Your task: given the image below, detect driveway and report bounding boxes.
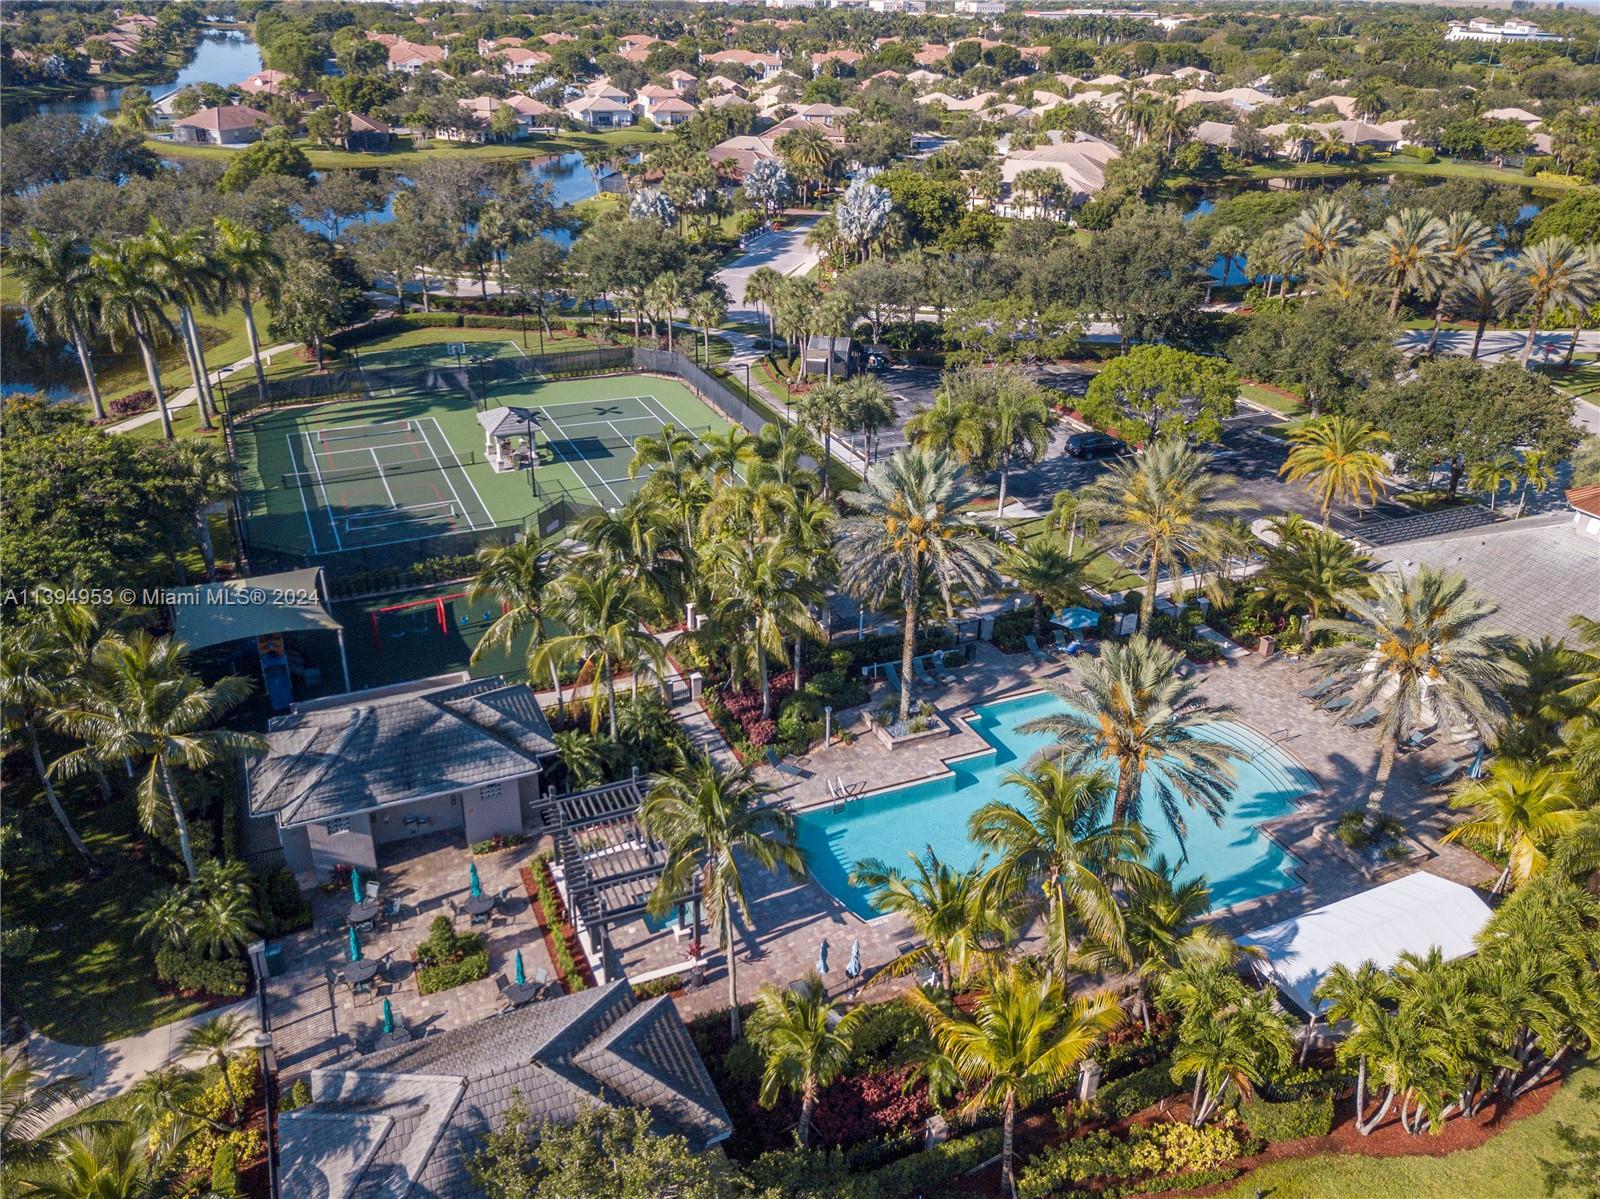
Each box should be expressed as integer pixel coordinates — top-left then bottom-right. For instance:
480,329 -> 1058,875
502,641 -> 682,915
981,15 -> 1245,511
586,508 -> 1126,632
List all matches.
717,218 -> 819,313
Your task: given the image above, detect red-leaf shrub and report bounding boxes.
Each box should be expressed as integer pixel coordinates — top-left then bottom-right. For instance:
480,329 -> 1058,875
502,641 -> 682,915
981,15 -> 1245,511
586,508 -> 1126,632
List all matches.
109,390 -> 154,417
809,1066 -> 933,1149
717,671 -> 801,747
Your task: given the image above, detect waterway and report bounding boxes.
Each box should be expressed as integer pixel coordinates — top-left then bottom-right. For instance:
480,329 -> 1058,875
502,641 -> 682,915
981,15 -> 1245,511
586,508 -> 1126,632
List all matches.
19,29 -> 262,122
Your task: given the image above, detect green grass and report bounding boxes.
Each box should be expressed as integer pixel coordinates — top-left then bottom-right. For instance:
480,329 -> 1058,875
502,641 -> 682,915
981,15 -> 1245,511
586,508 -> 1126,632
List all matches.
1239,381 -> 1308,418
1535,358 -> 1600,402
146,127 -> 664,170
1210,1065 -> 1599,1199
256,325 -> 597,385
4,792 -> 207,1044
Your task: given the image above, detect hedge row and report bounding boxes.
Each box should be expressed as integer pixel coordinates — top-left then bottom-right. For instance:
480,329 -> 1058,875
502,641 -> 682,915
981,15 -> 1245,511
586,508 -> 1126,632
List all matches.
750,1127 -> 1002,1199
154,944 -> 249,998
527,855 -> 590,994
1240,1090 -> 1335,1141
1095,1059 -> 1180,1121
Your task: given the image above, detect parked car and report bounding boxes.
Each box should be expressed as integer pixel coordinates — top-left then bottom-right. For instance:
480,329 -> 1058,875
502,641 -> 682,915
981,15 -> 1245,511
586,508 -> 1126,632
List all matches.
1065,431 -> 1128,459
863,347 -> 894,372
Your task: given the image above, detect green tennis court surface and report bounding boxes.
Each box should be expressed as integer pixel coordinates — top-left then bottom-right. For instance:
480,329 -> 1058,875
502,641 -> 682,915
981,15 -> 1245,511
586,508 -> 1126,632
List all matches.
233,362 -> 732,572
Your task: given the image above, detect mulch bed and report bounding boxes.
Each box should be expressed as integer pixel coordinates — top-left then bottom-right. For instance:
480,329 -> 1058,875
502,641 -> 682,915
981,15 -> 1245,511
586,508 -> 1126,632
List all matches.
520,863 -> 597,992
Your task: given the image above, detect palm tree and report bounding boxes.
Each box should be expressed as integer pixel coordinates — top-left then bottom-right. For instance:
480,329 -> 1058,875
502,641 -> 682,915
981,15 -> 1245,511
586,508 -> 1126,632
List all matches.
688,288 -> 727,366
1362,207 -> 1447,317
909,966 -> 1121,1192
1279,415 -> 1391,524
12,230 -> 106,420
972,372 -> 1053,515
114,84 -> 156,132
1255,525 -> 1375,650
640,749 -> 807,1039
1171,983 -> 1294,1125
1308,249 -> 1372,303
180,1013 -> 251,1124
1315,128 -> 1348,164
212,218 -> 283,408
969,764 -> 1149,973
1209,224 -> 1249,292
14,1120 -> 191,1199
833,449 -> 1000,722
903,389 -> 982,465
1515,237 -> 1598,367
840,373 -> 894,466
703,538 -> 824,718
1019,635 -> 1242,844
1282,198 -> 1359,278
748,973 -> 865,1146
158,440 -> 238,581
998,535 -> 1092,640
1314,961 -> 1392,1113
744,265 -> 785,346
1467,453 -> 1520,512
533,566 -> 668,739
1353,80 -> 1386,121
89,239 -> 177,439
791,382 -> 850,497
0,608 -> 99,867
643,274 -> 684,353
1310,567 -> 1523,817
1425,213 -> 1498,353
1445,261 -> 1527,360
139,220 -> 221,430
578,494 -> 689,613
1,1052 -> 95,1170
777,124 -> 836,204
50,633 -> 263,882
469,534 -> 571,703
850,849 -> 1010,991
699,426 -> 760,488
1081,440 -> 1248,626
1442,761 -> 1583,893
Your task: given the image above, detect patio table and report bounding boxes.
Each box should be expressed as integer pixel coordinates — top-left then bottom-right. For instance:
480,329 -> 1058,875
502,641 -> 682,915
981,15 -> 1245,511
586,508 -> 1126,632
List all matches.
345,959 -> 381,987
502,982 -> 543,1008
347,900 -> 381,927
464,894 -> 498,922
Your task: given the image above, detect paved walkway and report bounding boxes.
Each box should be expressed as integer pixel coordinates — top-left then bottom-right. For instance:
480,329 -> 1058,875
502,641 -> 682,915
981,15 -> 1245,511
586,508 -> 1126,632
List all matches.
104,341 -> 299,435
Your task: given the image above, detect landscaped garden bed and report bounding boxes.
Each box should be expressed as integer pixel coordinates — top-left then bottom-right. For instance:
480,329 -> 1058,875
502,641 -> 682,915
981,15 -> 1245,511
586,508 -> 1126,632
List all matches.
413,916 -> 490,996
523,855 -> 594,994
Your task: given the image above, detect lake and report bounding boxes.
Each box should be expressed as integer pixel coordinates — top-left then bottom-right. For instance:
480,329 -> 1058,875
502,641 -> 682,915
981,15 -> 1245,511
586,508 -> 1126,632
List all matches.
23,30 -> 263,122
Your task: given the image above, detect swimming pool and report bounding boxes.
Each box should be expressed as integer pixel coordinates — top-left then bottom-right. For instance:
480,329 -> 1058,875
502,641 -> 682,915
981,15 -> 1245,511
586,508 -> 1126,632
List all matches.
795,690 -> 1311,920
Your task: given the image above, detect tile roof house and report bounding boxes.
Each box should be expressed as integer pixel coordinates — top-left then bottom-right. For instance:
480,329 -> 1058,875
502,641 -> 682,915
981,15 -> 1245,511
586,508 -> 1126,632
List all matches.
491,46 -> 553,79
707,133 -> 780,176
237,68 -> 291,96
702,49 -> 784,80
344,111 -> 393,152
999,133 -> 1122,209
665,68 -> 699,94
247,675 -> 556,882
566,95 -> 635,128
171,104 -> 270,146
385,39 -> 450,74
278,982 -> 733,1199
1566,484 -> 1600,539
1305,94 -> 1359,118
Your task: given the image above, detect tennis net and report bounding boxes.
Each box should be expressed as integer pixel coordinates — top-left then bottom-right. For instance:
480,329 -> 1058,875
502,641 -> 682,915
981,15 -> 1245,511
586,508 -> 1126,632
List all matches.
282,451 -> 483,490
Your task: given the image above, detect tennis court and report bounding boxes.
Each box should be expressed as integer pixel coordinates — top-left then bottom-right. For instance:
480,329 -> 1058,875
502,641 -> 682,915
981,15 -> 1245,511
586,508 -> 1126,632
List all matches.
232,345 -> 734,573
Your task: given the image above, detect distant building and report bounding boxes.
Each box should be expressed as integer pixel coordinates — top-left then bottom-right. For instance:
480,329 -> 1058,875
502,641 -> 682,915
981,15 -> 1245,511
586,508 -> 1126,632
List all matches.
566,95 -> 636,128
171,104 -> 269,146
803,335 -> 858,378
1445,17 -> 1564,43
998,132 -> 1121,211
954,0 -> 1007,12
343,111 -> 392,152
1567,485 -> 1600,539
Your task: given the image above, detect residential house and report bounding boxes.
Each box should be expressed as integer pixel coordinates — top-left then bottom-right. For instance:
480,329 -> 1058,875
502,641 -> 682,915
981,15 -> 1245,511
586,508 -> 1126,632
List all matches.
636,87 -> 696,126
493,45 -> 553,79
566,95 -> 636,128
506,93 -> 558,132
1305,94 -> 1358,119
998,132 -> 1121,211
704,73 -> 745,94
237,68 -> 292,97
913,44 -> 950,68
811,48 -> 864,74
582,78 -> 631,103
616,33 -> 663,63
1484,106 -> 1543,128
917,91 -> 999,113
1566,485 -> 1600,540
278,982 -> 733,1198
1261,118 -> 1406,156
1191,119 -> 1237,148
703,48 -> 784,80
790,101 -> 856,128
665,68 -> 699,95
246,675 -> 557,882
171,104 -> 269,146
707,133 -> 780,176
1445,17 -> 1564,43
343,112 -> 392,152
384,38 -> 449,74
1176,85 -> 1275,114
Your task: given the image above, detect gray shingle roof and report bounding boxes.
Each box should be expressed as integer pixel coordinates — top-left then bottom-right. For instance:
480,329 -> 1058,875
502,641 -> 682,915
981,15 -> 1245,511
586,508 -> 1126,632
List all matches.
277,982 -> 732,1199
247,677 -> 555,828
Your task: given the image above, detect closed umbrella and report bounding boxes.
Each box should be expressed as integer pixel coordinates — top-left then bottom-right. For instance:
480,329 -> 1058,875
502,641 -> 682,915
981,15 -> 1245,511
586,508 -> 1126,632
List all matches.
469,862 -> 483,899
515,948 -> 527,986
351,868 -> 364,904
348,926 -> 362,962
844,939 -> 862,980
815,938 -> 830,975
381,998 -> 395,1035
1469,744 -> 1486,780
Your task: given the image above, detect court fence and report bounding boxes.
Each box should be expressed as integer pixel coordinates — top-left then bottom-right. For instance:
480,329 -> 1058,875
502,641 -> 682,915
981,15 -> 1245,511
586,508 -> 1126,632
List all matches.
630,348 -> 768,437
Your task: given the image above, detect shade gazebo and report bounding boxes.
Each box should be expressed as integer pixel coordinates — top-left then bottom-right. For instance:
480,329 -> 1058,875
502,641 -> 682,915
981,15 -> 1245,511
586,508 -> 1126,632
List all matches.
477,405 -> 542,473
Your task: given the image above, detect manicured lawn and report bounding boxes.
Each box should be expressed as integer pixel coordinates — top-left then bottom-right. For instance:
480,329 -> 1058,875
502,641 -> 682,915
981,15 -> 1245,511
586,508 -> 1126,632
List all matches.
1211,1065 -> 1599,1199
1536,358 -> 1600,402
146,127 -> 664,170
1239,381 -> 1308,418
118,399 -> 231,442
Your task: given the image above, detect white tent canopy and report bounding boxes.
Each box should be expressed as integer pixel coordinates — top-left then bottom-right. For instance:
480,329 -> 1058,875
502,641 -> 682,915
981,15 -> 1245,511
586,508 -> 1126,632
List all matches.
1239,872 -> 1493,1017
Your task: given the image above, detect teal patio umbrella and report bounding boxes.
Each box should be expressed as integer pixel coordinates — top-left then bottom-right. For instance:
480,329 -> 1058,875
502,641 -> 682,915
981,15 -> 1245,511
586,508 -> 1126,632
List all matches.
469,862 -> 483,898
382,998 -> 395,1035
351,868 -> 364,904
347,926 -> 362,962
514,949 -> 526,986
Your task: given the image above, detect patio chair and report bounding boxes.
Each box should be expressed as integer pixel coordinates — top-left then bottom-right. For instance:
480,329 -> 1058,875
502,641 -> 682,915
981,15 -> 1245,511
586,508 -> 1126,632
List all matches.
1298,677 -> 1340,700
764,747 -> 806,779
1023,634 -> 1050,663
1398,727 -> 1431,752
883,662 -> 908,693
365,880 -> 382,904
1346,707 -> 1380,729
1423,760 -> 1462,787
932,654 -> 957,685
912,657 -> 939,689
1052,629 -> 1072,655
1320,695 -> 1355,714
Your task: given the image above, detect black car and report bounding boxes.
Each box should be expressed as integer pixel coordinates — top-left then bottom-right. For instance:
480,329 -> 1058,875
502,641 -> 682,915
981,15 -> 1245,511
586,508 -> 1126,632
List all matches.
1065,431 -> 1128,459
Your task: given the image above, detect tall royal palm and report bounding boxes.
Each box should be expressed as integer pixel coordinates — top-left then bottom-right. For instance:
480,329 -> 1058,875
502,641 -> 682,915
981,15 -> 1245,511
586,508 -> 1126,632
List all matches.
834,449 -> 999,721
1279,415 -> 1391,525
748,974 -> 865,1147
851,848 -> 1010,992
12,230 -> 106,420
1311,567 -> 1523,816
212,218 -> 283,408
641,749 -> 807,1039
469,534 -> 570,703
703,538 -> 824,718
1445,260 -> 1527,360
969,764 -> 1150,973
1020,635 -> 1242,845
1515,237 -> 1598,367
89,239 -> 177,439
1081,440 -> 1247,626
909,966 -> 1121,1192
533,565 -> 669,739
50,633 -> 263,883
1362,207 -> 1446,317
1442,761 -> 1583,893
1256,524 -> 1375,650
1425,213 -> 1498,353
139,219 -> 221,430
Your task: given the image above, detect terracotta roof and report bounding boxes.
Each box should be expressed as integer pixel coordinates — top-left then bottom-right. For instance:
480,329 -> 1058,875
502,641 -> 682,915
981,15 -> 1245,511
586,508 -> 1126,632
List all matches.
1567,485 -> 1600,517
173,104 -> 269,132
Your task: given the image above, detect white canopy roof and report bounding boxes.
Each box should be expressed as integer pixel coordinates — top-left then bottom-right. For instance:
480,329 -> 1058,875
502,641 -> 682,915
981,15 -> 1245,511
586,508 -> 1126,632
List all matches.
1239,872 -> 1493,1017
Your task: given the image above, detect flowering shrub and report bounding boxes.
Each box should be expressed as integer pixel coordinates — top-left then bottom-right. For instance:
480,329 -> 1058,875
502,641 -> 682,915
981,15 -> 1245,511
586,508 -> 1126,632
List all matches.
1018,1123 -> 1249,1199
146,1055 -> 263,1180
1127,1121 -> 1244,1174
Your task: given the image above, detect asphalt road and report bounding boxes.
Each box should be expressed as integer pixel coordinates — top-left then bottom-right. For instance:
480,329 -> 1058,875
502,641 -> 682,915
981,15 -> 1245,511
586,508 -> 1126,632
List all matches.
718,219 -> 819,311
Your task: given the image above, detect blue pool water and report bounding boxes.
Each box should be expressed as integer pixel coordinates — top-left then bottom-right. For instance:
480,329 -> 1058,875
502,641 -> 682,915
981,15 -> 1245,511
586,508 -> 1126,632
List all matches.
796,691 -> 1309,920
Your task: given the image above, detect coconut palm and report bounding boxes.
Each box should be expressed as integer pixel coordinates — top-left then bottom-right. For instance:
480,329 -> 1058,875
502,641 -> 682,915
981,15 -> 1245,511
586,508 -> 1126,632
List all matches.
791,382 -> 851,497
1425,213 -> 1498,353
1516,237 -> 1599,367
469,534 -> 571,704
699,425 -> 760,488
11,230 -> 106,419
998,535 -> 1093,640
0,608 -> 100,867
640,749 -> 807,1040
1020,635 -> 1242,846
833,448 -> 1000,722
1362,207 -> 1447,317
752,422 -> 821,492
1310,567 -> 1524,817
139,859 -> 259,962
1279,415 -> 1391,524
1467,453 -> 1520,512
967,370 -> 1053,514
13,1121 -> 190,1199
50,634 -> 261,883
1314,961 -> 1392,1114
703,538 -> 824,718
1444,260 -> 1527,360
909,966 -> 1122,1192
532,566 -> 669,739
577,493 -> 689,612
1255,525 -> 1376,650
902,388 -> 982,465
180,1013 -> 251,1124
212,218 -> 283,408
1514,449 -> 1558,518
630,424 -> 708,543
1282,198 -> 1359,277
1080,440 -> 1249,625
1353,80 -> 1386,121
748,973 -> 866,1146
1314,128 -> 1348,164
850,848 -> 1011,991
89,239 -> 177,439
840,373 -> 895,466
969,764 -> 1150,973
1443,761 -> 1583,893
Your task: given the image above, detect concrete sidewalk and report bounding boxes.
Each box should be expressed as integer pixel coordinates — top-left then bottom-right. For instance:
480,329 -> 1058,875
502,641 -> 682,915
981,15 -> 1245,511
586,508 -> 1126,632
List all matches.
105,342 -> 299,435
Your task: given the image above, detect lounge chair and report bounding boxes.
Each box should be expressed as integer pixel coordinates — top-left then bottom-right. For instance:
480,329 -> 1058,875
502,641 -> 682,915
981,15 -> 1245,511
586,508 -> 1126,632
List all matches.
932,654 -> 957,684
912,657 -> 939,689
1023,633 -> 1050,662
764,747 -> 805,779
1298,678 -> 1340,700
1320,695 -> 1355,714
1399,727 -> 1431,752
883,662 -> 906,693
1423,760 -> 1462,787
1346,707 -> 1380,729
1052,629 -> 1072,655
